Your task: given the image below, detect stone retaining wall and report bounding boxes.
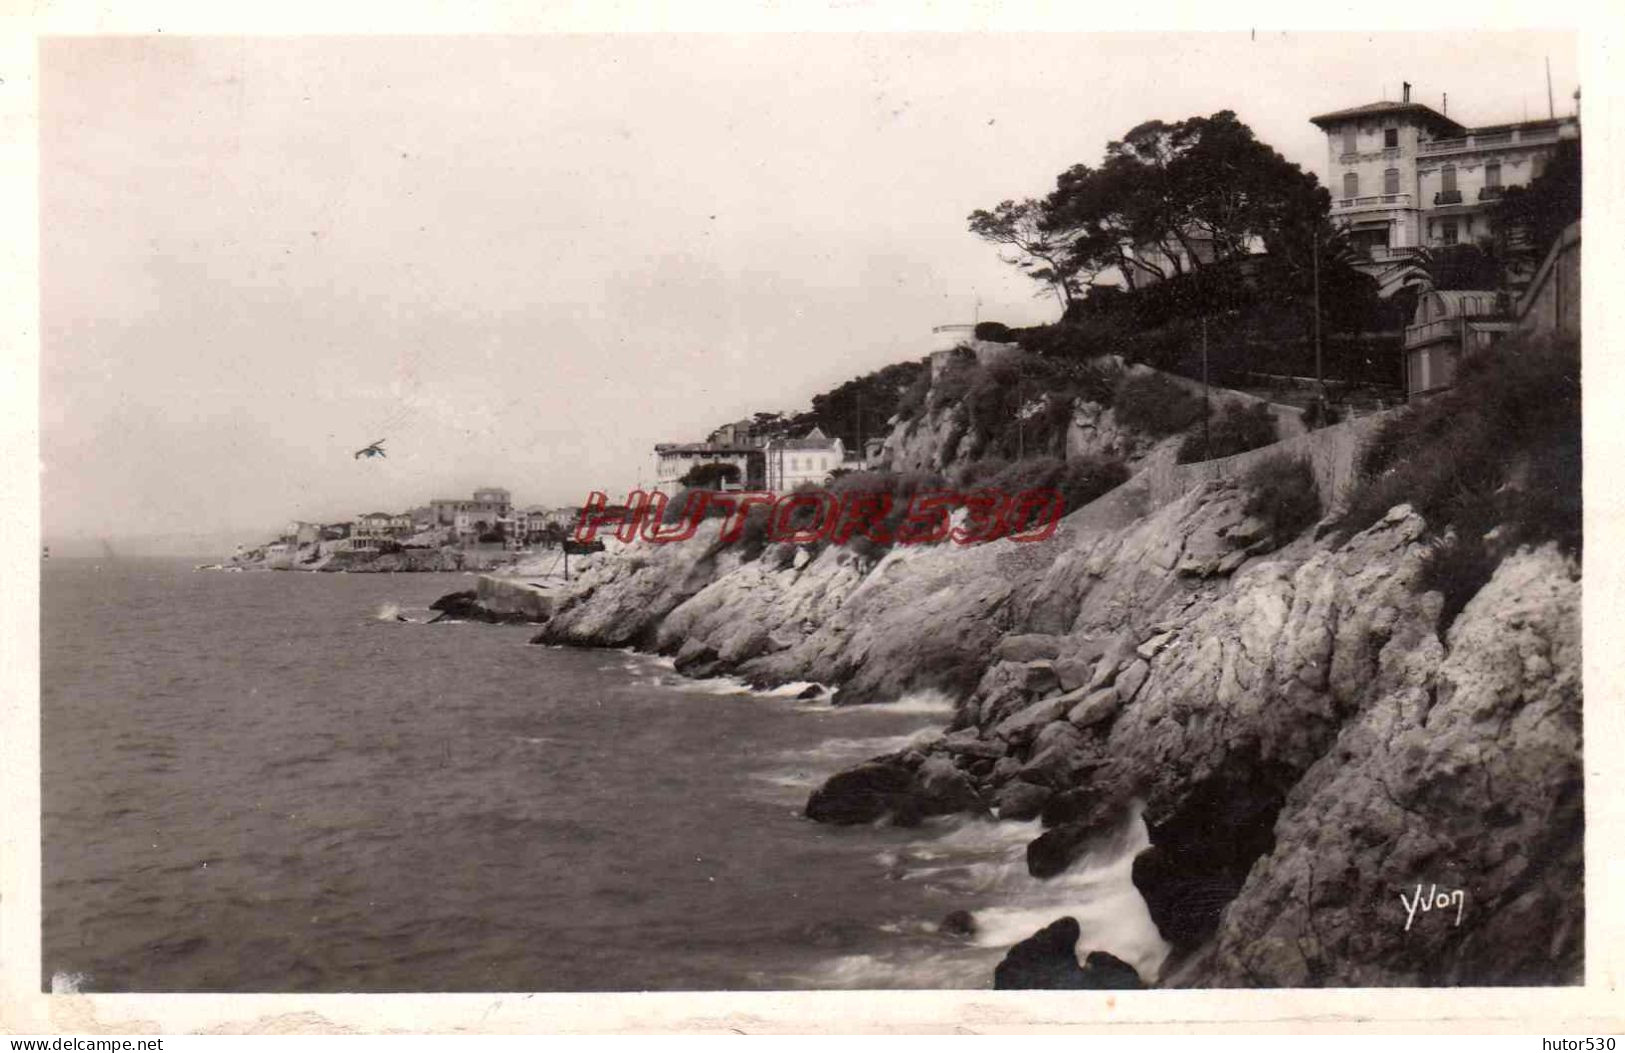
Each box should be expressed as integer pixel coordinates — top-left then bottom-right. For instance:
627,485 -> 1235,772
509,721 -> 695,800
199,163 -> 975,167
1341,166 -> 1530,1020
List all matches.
1133,408 -> 1401,514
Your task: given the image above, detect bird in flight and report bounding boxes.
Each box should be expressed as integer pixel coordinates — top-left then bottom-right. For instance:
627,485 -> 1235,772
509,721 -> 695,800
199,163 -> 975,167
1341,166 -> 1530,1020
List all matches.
354,439 -> 387,459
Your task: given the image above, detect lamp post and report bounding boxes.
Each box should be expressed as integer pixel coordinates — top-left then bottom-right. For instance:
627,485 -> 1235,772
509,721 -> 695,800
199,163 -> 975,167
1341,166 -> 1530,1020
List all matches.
1312,219 -> 1324,402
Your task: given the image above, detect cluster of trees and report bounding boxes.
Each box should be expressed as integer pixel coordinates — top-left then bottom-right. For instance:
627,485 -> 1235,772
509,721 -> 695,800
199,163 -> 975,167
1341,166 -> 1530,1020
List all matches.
1421,138 -> 1582,293
968,111 -> 1330,310
732,358 -> 928,452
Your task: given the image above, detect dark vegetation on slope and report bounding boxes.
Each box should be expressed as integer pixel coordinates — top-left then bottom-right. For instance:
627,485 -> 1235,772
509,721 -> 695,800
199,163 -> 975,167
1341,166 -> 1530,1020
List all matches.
1112,372 -> 1204,437
1336,334 -> 1581,627
1175,402 -> 1279,464
1240,454 -> 1322,541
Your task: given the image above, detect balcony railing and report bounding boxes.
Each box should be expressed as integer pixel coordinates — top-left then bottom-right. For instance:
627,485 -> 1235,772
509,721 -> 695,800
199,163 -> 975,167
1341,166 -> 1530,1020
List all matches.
1478,185 -> 1505,201
1418,126 -> 1563,156
1367,245 -> 1422,261
1434,190 -> 1464,205
1332,192 -> 1413,210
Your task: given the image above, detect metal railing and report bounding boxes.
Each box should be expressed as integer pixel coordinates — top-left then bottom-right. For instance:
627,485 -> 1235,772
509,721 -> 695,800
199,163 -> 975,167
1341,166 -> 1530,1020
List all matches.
1478,185 -> 1505,201
1332,192 -> 1412,210
1434,190 -> 1463,205
1418,126 -> 1563,155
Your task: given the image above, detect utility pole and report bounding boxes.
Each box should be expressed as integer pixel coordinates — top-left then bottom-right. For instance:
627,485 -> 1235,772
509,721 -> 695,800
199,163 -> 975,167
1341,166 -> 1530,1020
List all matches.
1312,220 -> 1324,402
1202,315 -> 1211,461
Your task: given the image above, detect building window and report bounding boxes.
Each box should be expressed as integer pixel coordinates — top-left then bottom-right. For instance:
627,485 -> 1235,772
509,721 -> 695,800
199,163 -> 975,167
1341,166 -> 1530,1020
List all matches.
1384,127 -> 1399,149
1442,165 -> 1457,192
1441,218 -> 1459,246
1383,168 -> 1400,195
1485,162 -> 1502,187
1343,172 -> 1359,199
1341,126 -> 1357,155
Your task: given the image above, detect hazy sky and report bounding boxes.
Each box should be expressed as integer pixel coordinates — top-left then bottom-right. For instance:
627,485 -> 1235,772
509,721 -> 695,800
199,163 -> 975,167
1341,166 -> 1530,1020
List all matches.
40,31 -> 1579,545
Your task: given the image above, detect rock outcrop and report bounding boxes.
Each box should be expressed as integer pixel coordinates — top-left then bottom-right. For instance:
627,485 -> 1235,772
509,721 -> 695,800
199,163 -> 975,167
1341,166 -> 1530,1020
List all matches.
993,916 -> 1146,990
457,443 -> 1579,988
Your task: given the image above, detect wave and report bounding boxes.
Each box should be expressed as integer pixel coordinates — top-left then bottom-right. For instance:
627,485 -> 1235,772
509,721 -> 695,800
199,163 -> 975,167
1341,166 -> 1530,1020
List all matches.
804,807 -> 1169,988
374,602 -> 404,621
797,687 -> 958,716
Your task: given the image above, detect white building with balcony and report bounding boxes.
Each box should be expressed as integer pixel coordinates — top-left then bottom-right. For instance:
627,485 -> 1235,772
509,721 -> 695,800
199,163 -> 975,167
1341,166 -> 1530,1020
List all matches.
1310,85 -> 1578,293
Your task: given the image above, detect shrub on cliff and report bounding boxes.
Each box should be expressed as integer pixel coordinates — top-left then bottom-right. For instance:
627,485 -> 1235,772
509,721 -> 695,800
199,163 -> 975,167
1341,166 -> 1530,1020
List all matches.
981,456 -> 1130,519
975,321 -> 1015,342
1176,402 -> 1279,464
1240,454 -> 1321,541
1336,334 -> 1580,623
1113,372 -> 1205,437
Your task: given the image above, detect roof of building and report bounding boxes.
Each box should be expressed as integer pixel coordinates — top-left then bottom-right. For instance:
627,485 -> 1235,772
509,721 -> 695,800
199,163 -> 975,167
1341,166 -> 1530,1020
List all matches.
655,442 -> 761,455
1417,289 -> 1504,323
1309,100 -> 1465,135
771,427 -> 842,451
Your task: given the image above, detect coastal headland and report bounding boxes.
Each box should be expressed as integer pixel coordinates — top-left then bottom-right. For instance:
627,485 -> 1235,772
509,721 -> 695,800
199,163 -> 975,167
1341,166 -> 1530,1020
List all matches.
443,334 -> 1582,989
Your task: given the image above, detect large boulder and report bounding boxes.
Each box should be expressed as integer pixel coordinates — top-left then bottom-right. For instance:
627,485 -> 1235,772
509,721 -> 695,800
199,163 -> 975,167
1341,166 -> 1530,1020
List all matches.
994,695 -> 1071,747
992,916 -> 1145,990
804,758 -> 918,825
914,754 -> 991,818
994,779 -> 1052,821
1027,797 -> 1136,879
806,752 -> 990,827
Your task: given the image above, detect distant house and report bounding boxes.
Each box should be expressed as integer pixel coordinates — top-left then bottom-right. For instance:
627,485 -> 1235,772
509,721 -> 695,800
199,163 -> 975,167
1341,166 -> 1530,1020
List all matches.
765,427 -> 845,492
707,419 -> 759,447
355,512 -> 412,538
430,487 -> 512,530
1309,85 -> 1579,294
652,442 -> 765,496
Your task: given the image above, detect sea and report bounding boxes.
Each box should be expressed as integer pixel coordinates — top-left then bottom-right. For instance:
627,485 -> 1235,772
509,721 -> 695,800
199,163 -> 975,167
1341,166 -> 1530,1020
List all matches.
40,556 -> 1167,992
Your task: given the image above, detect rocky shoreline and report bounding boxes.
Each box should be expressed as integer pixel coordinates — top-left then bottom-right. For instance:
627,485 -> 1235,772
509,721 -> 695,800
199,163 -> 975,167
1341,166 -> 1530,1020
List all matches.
440,468 -> 1581,988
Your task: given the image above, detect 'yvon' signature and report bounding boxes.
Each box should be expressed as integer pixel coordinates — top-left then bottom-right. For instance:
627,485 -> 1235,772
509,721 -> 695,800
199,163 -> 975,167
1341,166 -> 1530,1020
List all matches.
1401,883 -> 1465,931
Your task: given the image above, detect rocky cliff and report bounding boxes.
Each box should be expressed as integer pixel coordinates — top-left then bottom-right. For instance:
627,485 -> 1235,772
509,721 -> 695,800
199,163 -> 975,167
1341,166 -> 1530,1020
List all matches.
507,456 -> 1580,986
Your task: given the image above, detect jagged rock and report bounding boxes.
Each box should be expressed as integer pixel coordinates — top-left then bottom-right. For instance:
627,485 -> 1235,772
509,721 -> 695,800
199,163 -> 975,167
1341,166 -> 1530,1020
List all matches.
992,917 -> 1146,990
1054,656 -> 1095,692
1201,545 -> 1583,986
994,779 -> 1052,821
1226,515 -> 1271,546
915,754 -> 990,817
804,758 -> 918,825
1136,632 -> 1176,661
938,730 -> 1005,760
1080,634 -> 1135,690
1080,951 -> 1146,990
1019,723 -> 1089,790
1028,797 -> 1136,878
939,909 -> 978,938
1132,845 -> 1247,950
792,547 -> 812,570
1067,687 -> 1121,728
993,917 -> 1085,989
1114,659 -> 1151,702
994,695 -> 1071,746
988,755 -> 1022,786
1019,660 -> 1060,695
1040,787 -> 1093,828
795,684 -> 825,700
995,634 -> 1064,663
